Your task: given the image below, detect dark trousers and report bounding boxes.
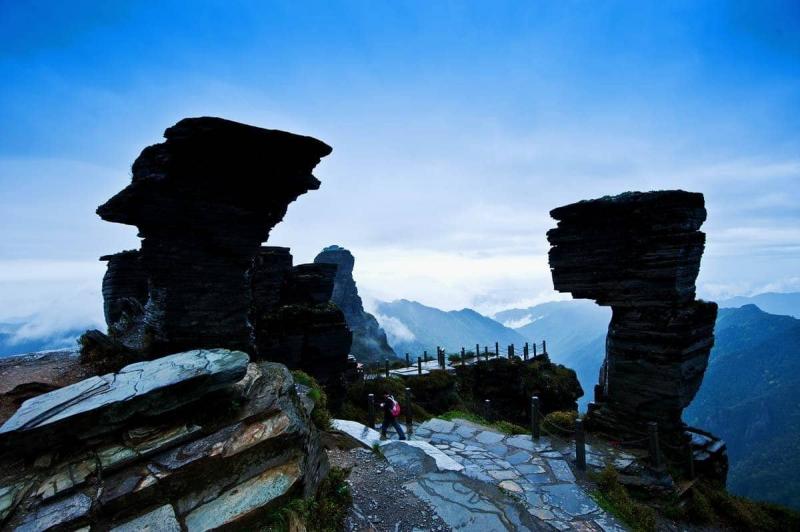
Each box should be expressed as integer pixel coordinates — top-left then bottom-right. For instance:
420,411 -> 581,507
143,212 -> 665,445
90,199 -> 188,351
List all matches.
380,417 -> 406,440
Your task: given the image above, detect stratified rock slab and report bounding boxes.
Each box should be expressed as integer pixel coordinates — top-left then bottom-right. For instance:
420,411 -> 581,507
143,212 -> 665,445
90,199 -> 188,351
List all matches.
0,349 -> 248,451
184,460 -> 301,531
111,504 -> 181,532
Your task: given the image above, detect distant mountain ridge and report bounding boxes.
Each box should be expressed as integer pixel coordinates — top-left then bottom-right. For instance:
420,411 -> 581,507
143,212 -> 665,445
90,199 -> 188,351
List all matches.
374,299 -> 527,358
718,291 -> 800,318
685,304 -> 800,510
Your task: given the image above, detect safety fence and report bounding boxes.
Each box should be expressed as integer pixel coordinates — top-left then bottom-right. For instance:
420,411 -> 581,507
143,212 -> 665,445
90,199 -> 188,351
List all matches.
361,340 -> 549,380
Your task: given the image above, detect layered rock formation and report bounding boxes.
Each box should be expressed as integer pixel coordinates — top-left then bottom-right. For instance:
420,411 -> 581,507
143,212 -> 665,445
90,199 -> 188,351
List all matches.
0,350 -> 327,530
90,117 -> 352,393
97,117 -> 329,355
547,191 -> 718,441
314,245 -> 397,364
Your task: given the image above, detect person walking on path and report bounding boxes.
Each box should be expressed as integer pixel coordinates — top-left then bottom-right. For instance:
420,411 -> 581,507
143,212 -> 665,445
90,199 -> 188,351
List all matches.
379,391 -> 406,440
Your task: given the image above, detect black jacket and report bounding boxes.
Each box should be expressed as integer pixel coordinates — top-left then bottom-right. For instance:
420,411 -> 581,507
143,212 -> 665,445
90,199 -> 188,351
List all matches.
380,396 -> 395,421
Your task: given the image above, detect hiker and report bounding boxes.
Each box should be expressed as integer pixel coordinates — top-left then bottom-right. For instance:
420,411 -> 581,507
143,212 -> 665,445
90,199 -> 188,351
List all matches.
379,391 -> 406,440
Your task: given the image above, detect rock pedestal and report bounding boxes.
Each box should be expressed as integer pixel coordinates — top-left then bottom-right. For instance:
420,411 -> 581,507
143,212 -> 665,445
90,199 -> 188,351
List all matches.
547,191 -> 718,440
314,245 -> 397,364
97,117 -> 331,356
89,117 -> 352,395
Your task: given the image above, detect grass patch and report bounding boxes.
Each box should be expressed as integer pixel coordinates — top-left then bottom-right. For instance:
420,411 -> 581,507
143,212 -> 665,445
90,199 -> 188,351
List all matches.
371,441 -> 384,458
689,481 -> 800,531
590,466 -> 800,532
542,410 -> 577,436
292,370 -> 332,432
439,409 -> 529,435
259,467 -> 352,531
590,467 -> 657,532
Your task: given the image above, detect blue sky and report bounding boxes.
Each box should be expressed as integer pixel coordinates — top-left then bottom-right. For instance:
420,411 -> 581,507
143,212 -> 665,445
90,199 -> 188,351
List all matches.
1,1 -> 799,339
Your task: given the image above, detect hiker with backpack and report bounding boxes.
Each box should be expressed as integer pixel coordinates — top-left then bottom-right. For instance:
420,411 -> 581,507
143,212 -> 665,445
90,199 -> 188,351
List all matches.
379,391 -> 406,440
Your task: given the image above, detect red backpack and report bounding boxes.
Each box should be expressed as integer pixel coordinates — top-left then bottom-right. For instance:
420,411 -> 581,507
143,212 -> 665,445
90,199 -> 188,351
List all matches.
389,395 -> 401,417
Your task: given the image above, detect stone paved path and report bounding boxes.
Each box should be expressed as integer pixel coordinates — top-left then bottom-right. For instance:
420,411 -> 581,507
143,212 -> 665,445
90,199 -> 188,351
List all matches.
413,418 -> 632,531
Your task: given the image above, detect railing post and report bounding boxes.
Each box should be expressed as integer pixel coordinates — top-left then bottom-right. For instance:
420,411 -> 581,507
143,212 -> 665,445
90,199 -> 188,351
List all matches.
406,352 -> 410,367
484,399 -> 492,421
495,342 -> 499,357
543,340 -> 547,354
476,344 -> 480,362
648,422 -> 663,470
533,343 -> 537,356
405,387 -> 413,435
531,396 -> 541,440
417,357 -> 422,376
524,342 -> 529,360
367,393 -> 375,429
575,419 -> 586,471
423,350 -> 428,363
385,358 -> 390,378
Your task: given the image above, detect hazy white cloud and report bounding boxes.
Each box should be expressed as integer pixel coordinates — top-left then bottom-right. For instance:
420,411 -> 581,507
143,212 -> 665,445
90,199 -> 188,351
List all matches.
374,314 -> 416,344
501,315 -> 535,329
0,260 -> 105,341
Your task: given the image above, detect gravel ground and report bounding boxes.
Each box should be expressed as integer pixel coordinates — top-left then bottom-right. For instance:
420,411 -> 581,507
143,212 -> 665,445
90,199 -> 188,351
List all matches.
327,447 -> 453,532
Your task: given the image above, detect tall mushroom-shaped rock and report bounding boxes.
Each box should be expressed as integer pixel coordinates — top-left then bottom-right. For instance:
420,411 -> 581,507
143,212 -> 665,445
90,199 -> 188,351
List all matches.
547,191 -> 717,439
96,117 -> 331,356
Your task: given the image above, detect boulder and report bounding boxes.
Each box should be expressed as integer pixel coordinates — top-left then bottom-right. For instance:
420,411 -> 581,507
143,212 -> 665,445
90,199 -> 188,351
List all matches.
0,357 -> 327,530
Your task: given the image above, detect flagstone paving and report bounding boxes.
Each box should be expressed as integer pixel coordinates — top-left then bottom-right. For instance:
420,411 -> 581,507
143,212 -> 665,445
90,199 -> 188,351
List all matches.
412,418 -> 632,531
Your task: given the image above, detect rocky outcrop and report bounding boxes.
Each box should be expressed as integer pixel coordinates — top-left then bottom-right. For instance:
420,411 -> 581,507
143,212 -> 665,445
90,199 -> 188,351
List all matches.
96,117 -> 331,356
314,245 -> 397,363
250,246 -> 354,405
0,350 -> 327,530
89,117 -> 352,395
547,191 -> 718,442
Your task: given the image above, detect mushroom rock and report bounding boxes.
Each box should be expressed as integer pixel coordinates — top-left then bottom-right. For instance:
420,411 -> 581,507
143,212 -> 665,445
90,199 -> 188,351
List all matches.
314,245 -> 398,364
547,191 -> 719,443
96,117 -> 331,356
